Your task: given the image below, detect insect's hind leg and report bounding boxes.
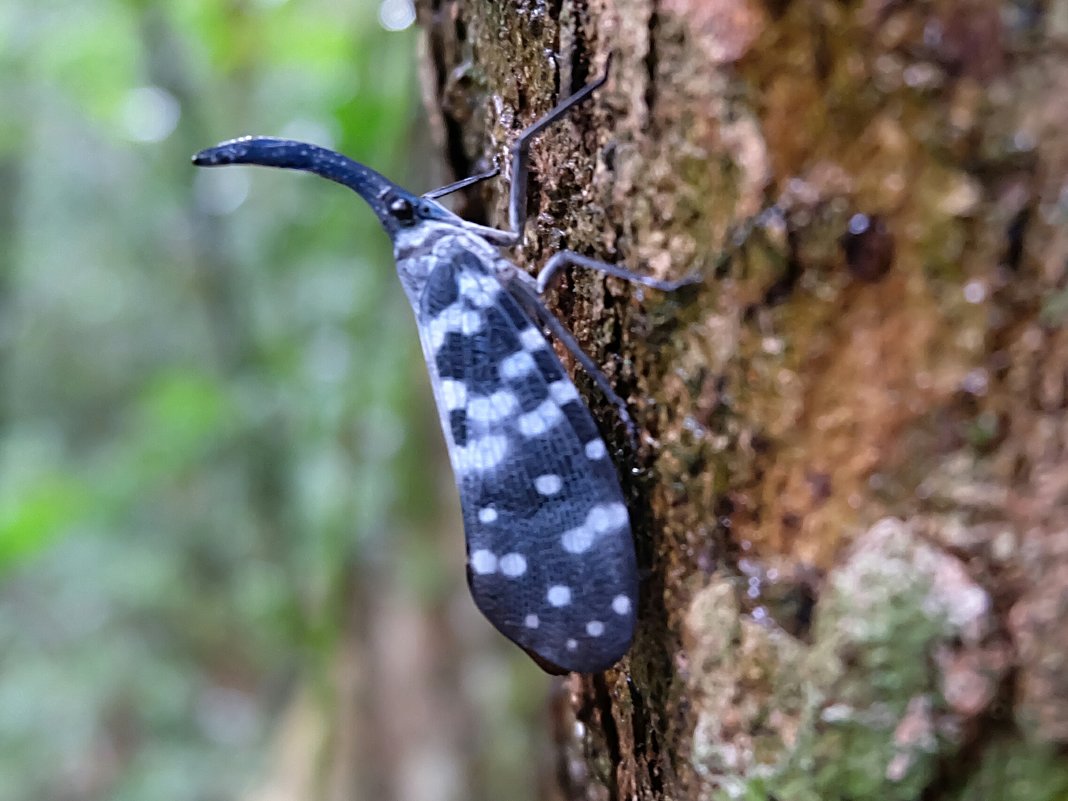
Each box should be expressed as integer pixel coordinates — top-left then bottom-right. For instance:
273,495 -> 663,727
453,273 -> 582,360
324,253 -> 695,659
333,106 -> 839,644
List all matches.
535,251 -> 701,294
505,277 -> 639,448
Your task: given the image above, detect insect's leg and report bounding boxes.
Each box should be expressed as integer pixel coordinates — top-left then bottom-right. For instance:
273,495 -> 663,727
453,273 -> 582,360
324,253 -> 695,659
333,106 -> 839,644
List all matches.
465,56 -> 613,247
536,251 -> 701,294
506,276 -> 639,448
505,58 -> 612,242
422,162 -> 500,200
537,204 -> 787,291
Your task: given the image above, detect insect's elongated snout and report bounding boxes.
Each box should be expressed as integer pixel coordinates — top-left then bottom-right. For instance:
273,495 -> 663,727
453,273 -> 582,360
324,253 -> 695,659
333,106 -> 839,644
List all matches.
193,136 -> 413,232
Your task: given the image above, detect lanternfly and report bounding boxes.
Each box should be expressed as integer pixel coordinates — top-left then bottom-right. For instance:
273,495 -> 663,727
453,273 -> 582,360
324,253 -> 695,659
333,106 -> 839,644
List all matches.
193,59 -> 694,673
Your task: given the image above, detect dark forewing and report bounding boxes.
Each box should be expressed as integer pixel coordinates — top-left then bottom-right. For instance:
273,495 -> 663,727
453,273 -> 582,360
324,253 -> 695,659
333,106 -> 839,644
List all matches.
415,240 -> 637,673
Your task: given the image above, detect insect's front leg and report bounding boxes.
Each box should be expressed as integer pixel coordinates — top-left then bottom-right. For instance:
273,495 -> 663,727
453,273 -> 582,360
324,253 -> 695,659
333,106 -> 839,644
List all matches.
462,58 -> 612,247
422,162 -> 500,200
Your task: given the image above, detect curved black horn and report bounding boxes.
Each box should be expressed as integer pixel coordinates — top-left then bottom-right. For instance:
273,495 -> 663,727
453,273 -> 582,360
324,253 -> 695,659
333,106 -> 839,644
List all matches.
193,136 -> 399,217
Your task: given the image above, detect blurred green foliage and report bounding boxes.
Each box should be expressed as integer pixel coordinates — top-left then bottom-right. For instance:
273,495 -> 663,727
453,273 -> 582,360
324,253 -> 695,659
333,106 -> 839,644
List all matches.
0,2 -> 547,800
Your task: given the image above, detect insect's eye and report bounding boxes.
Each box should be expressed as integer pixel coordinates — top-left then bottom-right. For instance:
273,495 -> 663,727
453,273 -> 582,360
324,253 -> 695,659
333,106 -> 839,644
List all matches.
388,196 -> 415,222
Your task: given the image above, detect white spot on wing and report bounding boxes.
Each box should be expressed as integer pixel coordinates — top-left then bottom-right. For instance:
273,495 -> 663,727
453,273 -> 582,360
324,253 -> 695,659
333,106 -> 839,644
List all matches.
517,400 -> 562,437
500,350 -> 536,379
561,504 -> 628,554
534,474 -> 563,495
460,310 -> 483,334
585,439 -> 607,459
519,327 -> 547,350
452,434 -> 508,472
547,585 -> 572,607
548,380 -> 580,405
439,379 -> 467,411
467,390 -> 519,423
428,303 -> 484,351
524,614 -> 539,629
612,595 -> 631,615
499,553 -> 527,577
478,506 -> 498,524
586,620 -> 605,637
428,304 -> 462,351
566,638 -> 578,651
470,549 -> 497,574
458,272 -> 500,307
561,525 -> 593,554
588,502 -> 628,533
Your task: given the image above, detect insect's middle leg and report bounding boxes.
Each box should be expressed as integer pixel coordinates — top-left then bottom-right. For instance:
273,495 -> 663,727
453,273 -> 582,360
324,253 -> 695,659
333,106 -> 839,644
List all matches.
536,203 -> 791,292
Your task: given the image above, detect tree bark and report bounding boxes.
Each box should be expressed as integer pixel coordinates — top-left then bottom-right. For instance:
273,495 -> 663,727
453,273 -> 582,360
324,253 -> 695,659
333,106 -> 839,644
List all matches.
417,1 -> 1068,799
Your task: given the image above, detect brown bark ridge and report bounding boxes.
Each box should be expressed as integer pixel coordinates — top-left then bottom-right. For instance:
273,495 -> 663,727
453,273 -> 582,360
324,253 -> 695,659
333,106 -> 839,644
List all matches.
417,1 -> 1068,799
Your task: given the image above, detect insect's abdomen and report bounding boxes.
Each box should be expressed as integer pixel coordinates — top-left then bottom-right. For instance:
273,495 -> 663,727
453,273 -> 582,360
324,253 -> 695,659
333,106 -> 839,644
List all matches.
413,242 -> 638,673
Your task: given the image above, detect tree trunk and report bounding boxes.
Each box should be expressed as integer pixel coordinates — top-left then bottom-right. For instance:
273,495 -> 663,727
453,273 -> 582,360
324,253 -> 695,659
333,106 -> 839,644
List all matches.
417,1 -> 1068,799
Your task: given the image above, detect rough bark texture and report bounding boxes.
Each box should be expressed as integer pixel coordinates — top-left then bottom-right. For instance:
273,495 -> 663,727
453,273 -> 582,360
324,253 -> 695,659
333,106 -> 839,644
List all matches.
417,2 -> 1068,799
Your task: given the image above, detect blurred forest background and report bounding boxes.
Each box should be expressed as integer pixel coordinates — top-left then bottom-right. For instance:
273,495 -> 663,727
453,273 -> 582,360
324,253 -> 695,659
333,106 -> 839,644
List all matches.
1,2 -> 551,800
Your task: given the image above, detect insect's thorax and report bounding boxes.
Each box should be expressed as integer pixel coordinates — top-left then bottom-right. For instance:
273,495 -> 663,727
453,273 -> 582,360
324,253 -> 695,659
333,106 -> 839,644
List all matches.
393,221 -> 509,307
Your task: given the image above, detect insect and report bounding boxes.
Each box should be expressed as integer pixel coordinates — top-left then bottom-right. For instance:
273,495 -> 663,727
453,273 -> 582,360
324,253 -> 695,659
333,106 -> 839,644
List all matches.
193,59 -> 694,673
